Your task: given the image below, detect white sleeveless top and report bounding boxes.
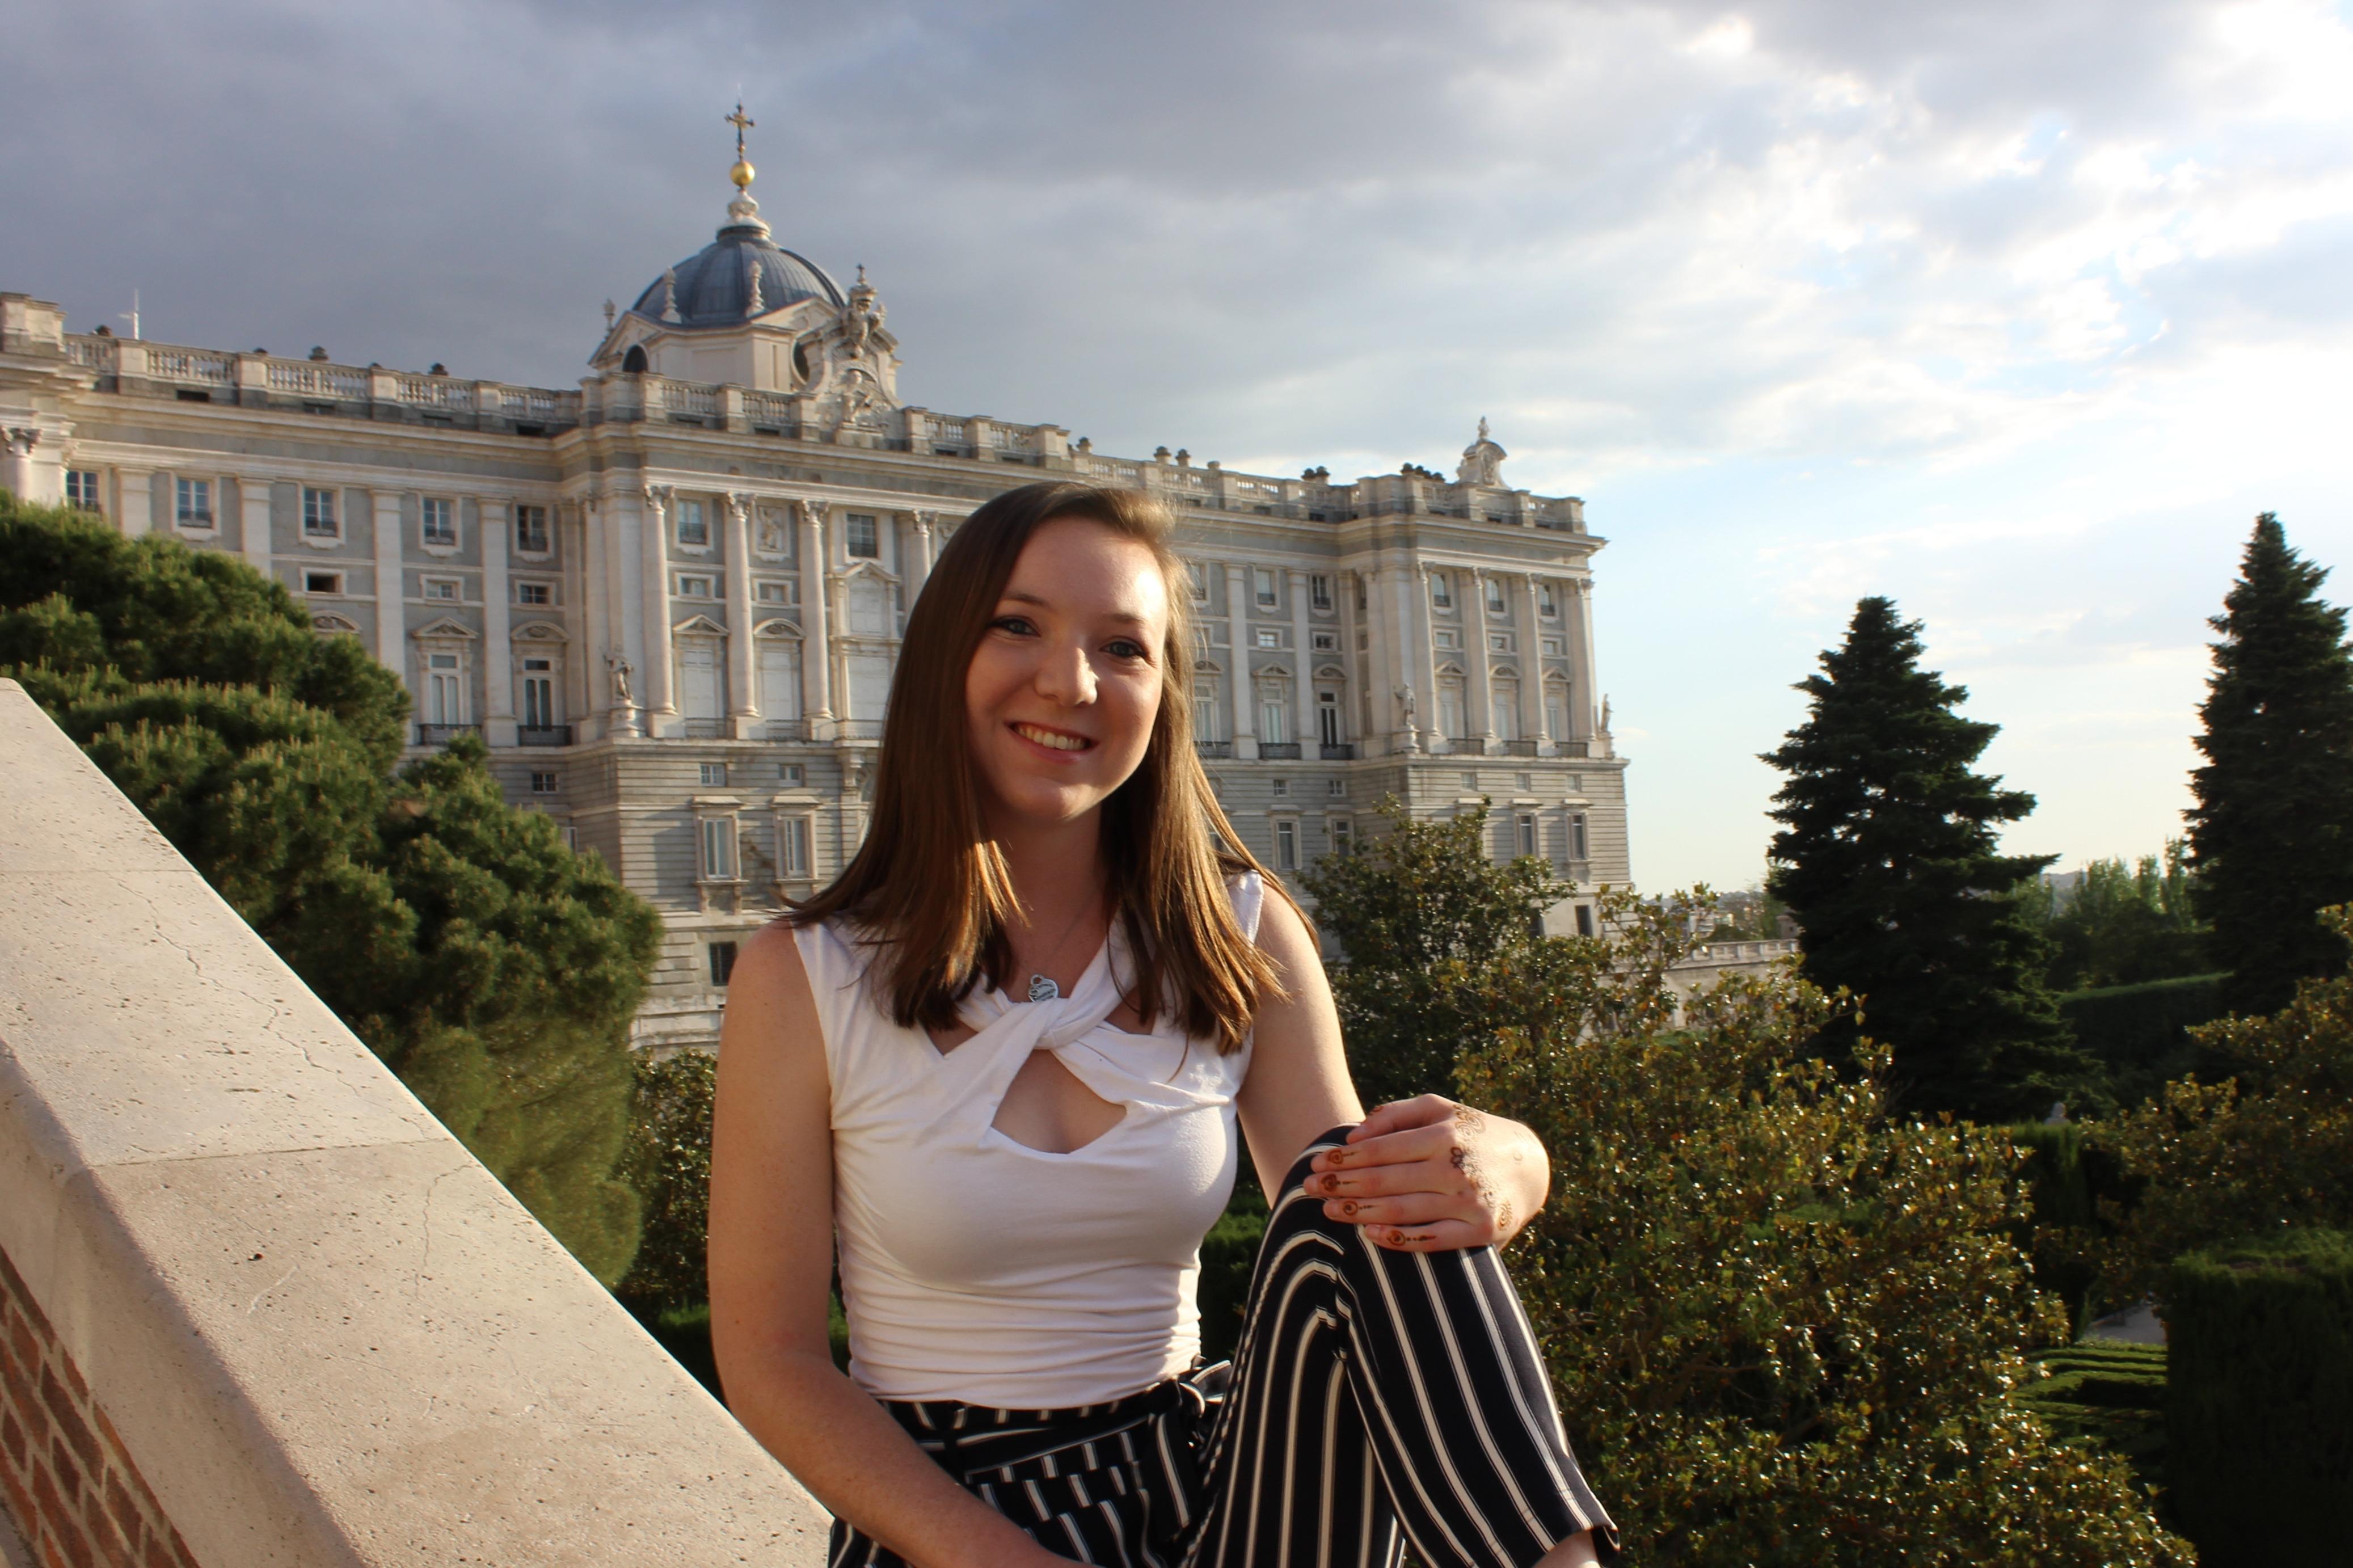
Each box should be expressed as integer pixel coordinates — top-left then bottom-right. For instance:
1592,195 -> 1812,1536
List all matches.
796,875 -> 1261,1409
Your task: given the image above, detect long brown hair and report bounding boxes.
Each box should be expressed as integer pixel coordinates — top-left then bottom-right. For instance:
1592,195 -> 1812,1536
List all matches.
790,480 -> 1287,1051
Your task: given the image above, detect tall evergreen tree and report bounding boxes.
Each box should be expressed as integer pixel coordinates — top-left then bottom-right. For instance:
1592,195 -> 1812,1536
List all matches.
1764,597 -> 2088,1119
2188,513 -> 2353,1016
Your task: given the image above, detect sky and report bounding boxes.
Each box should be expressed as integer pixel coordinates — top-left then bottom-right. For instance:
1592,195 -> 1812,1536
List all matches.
4,0 -> 2348,891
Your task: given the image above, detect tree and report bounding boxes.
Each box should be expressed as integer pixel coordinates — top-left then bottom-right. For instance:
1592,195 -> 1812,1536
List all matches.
2188,513 -> 2353,1016
2031,844 -> 2209,992
2093,906 -> 2353,1305
1456,895 -> 2187,1565
1763,597 -> 2089,1120
1297,796 -> 1577,1109
614,1049 -> 719,1316
0,496 -> 659,1282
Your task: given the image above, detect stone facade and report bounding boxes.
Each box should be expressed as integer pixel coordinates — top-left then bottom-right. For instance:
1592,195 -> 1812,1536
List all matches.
0,159 -> 1631,1052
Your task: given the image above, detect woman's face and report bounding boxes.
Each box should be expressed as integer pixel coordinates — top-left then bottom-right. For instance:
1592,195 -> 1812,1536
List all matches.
965,517 -> 1171,834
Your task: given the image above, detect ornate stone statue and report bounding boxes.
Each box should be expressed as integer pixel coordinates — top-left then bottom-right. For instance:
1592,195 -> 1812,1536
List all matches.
608,652 -> 636,706
756,506 -> 789,556
1600,695 -> 1613,732
1456,417 -> 1508,487
1394,684 -> 1418,726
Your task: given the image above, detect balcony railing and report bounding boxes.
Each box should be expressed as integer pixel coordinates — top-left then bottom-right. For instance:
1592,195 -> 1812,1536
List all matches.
1447,737 -> 1486,756
836,720 -> 887,743
1195,740 -> 1233,760
517,724 -> 572,747
678,719 -> 728,739
1499,739 -> 1540,757
416,723 -> 480,746
765,719 -> 809,741
1556,740 -> 1591,758
1318,743 -> 1357,761
1258,741 -> 1302,760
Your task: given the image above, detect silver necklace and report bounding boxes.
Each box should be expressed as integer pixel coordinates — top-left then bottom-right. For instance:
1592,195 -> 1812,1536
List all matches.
1022,894 -> 1099,1004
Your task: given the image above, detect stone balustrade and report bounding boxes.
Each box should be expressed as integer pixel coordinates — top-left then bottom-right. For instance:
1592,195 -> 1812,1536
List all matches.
0,680 -> 831,1566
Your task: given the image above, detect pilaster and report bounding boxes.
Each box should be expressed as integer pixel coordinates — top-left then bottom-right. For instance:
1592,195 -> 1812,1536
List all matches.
114,467 -> 152,539
796,501 -> 835,736
372,490 -> 404,676
724,492 -> 758,737
1224,563 -> 1257,759
239,478 -> 272,579
640,484 -> 675,730
1468,570 -> 1496,745
1288,568 -> 1314,748
481,499 -> 515,744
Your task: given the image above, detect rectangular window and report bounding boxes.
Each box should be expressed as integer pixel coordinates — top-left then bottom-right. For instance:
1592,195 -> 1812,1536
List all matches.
515,504 -> 550,554
421,498 -> 456,548
1354,575 -> 1368,613
1187,563 -> 1210,602
1517,812 -> 1538,858
175,477 -> 213,528
1430,572 -> 1452,609
845,513 -> 880,558
559,824 -> 579,853
65,470 -> 102,511
1571,812 -> 1589,861
302,487 -> 337,537
1541,583 -> 1559,618
303,570 -> 342,595
1271,778 -> 1289,798
422,578 -> 458,601
756,579 -> 796,604
1318,694 -> 1342,747
699,762 -> 728,787
1542,636 -> 1566,656
1312,631 -> 1338,652
780,762 -> 805,786
1574,904 -> 1596,938
1433,629 -> 1460,651
1486,578 -> 1507,614
515,581 -> 551,605
699,815 -> 738,880
781,815 -> 812,876
1274,819 -> 1298,871
529,770 -> 558,795
1489,633 -> 1512,652
1255,628 -> 1280,649
1330,817 -> 1353,856
1254,568 -> 1277,607
708,941 -> 739,987
1461,772 -> 1479,790
676,499 -> 710,548
521,657 -> 556,728
1260,697 -> 1288,744
1517,773 -> 1534,791
425,651 -> 463,724
1310,575 -> 1331,610
675,574 -> 714,598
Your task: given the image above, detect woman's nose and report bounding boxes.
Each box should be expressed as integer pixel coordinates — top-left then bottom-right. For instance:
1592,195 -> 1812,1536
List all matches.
1034,642 -> 1097,705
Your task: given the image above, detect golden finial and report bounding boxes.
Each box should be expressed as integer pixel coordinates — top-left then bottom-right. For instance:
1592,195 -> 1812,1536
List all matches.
725,102 -> 756,191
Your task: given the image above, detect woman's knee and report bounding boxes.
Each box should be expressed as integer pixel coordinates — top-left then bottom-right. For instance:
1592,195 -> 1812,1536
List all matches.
1272,1124 -> 1360,1204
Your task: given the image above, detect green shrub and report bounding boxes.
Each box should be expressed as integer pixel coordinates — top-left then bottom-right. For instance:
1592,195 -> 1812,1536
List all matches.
2165,1229 -> 2353,1565
2018,1343 -> 2169,1507
614,1050 -> 716,1316
2059,974 -> 2228,1106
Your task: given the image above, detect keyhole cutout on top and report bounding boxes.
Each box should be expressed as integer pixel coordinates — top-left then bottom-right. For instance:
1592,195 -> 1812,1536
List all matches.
988,1049 -> 1126,1155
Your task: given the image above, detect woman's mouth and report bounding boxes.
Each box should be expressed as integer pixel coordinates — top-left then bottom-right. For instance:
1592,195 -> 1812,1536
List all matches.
1011,721 -> 1094,753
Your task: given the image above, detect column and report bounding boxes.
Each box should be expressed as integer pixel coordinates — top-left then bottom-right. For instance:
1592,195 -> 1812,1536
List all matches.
1566,577 -> 1600,740
724,492 -> 758,736
1337,566 -> 1362,744
908,512 -> 935,600
1519,574 -> 1551,751
796,500 -> 835,735
482,499 -> 515,745
372,490 -> 404,675
1374,562 -> 1416,753
1467,570 -> 1496,746
115,467 -> 152,539
639,484 -> 674,730
1224,563 -> 1256,759
610,491 -> 648,738
1288,568 -> 1314,752
576,504 -> 608,730
1416,563 -> 1443,752
238,478 -> 272,579
2,427 -> 36,500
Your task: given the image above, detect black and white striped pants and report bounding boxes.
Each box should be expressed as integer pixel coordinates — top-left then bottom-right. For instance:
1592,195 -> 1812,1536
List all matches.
829,1128 -> 1616,1568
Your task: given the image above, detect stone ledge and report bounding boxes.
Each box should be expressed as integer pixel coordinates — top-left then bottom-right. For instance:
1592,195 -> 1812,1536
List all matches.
0,680 -> 830,1565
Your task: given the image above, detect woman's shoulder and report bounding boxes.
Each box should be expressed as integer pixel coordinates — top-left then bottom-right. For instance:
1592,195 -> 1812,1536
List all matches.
1224,867 -> 1267,942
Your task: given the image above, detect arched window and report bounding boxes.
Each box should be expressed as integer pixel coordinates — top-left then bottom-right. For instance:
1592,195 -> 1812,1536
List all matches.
621,344 -> 648,374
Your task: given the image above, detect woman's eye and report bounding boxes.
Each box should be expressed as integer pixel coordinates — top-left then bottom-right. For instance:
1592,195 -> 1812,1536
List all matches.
1106,639 -> 1150,661
992,616 -> 1037,636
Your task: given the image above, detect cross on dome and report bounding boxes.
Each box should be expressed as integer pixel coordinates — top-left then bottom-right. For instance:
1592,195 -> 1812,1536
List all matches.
726,102 -> 757,191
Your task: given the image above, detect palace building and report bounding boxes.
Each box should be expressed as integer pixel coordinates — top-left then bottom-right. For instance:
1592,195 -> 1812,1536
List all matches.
0,130 -> 1631,1051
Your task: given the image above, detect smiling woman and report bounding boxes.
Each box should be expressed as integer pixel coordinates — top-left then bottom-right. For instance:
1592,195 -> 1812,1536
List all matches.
707,481 -> 1616,1568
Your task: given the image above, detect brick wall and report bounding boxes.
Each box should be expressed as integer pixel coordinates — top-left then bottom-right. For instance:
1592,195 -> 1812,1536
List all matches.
0,1248 -> 197,1568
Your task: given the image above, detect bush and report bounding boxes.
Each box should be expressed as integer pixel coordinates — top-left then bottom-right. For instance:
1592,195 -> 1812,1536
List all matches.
614,1050 -> 718,1316
2059,973 -> 2228,1107
1449,891 -> 2187,1564
2166,1230 -> 2353,1564
2017,1343 -> 2169,1508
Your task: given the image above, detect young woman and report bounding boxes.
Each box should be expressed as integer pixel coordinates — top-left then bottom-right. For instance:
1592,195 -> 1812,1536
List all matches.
709,482 -> 1615,1568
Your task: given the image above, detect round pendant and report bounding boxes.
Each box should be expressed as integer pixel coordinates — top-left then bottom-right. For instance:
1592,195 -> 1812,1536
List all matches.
1027,973 -> 1060,1004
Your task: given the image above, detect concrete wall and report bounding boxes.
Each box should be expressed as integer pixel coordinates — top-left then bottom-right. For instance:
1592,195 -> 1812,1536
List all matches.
0,680 -> 829,1566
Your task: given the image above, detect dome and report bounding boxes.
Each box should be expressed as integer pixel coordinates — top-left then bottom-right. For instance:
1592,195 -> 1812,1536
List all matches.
631,216 -> 845,329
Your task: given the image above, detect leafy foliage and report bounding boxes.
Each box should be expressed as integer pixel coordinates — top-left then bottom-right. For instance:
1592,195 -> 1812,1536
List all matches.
1448,893 -> 2183,1565
2093,909 -> 2353,1304
2188,513 -> 2353,1016
1763,596 -> 2090,1120
1298,796 -> 1577,1108
0,495 -> 659,1282
615,1049 -> 719,1316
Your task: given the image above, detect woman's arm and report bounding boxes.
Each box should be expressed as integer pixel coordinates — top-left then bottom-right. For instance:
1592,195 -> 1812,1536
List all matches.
1234,894 -> 1549,1250
708,924 -> 1062,1568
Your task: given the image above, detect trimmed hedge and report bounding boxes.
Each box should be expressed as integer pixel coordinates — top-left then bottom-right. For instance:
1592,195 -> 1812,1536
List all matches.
2059,973 -> 2227,1105
2008,1120 -> 2141,1330
2166,1229 -> 2353,1565
2019,1342 -> 2169,1506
